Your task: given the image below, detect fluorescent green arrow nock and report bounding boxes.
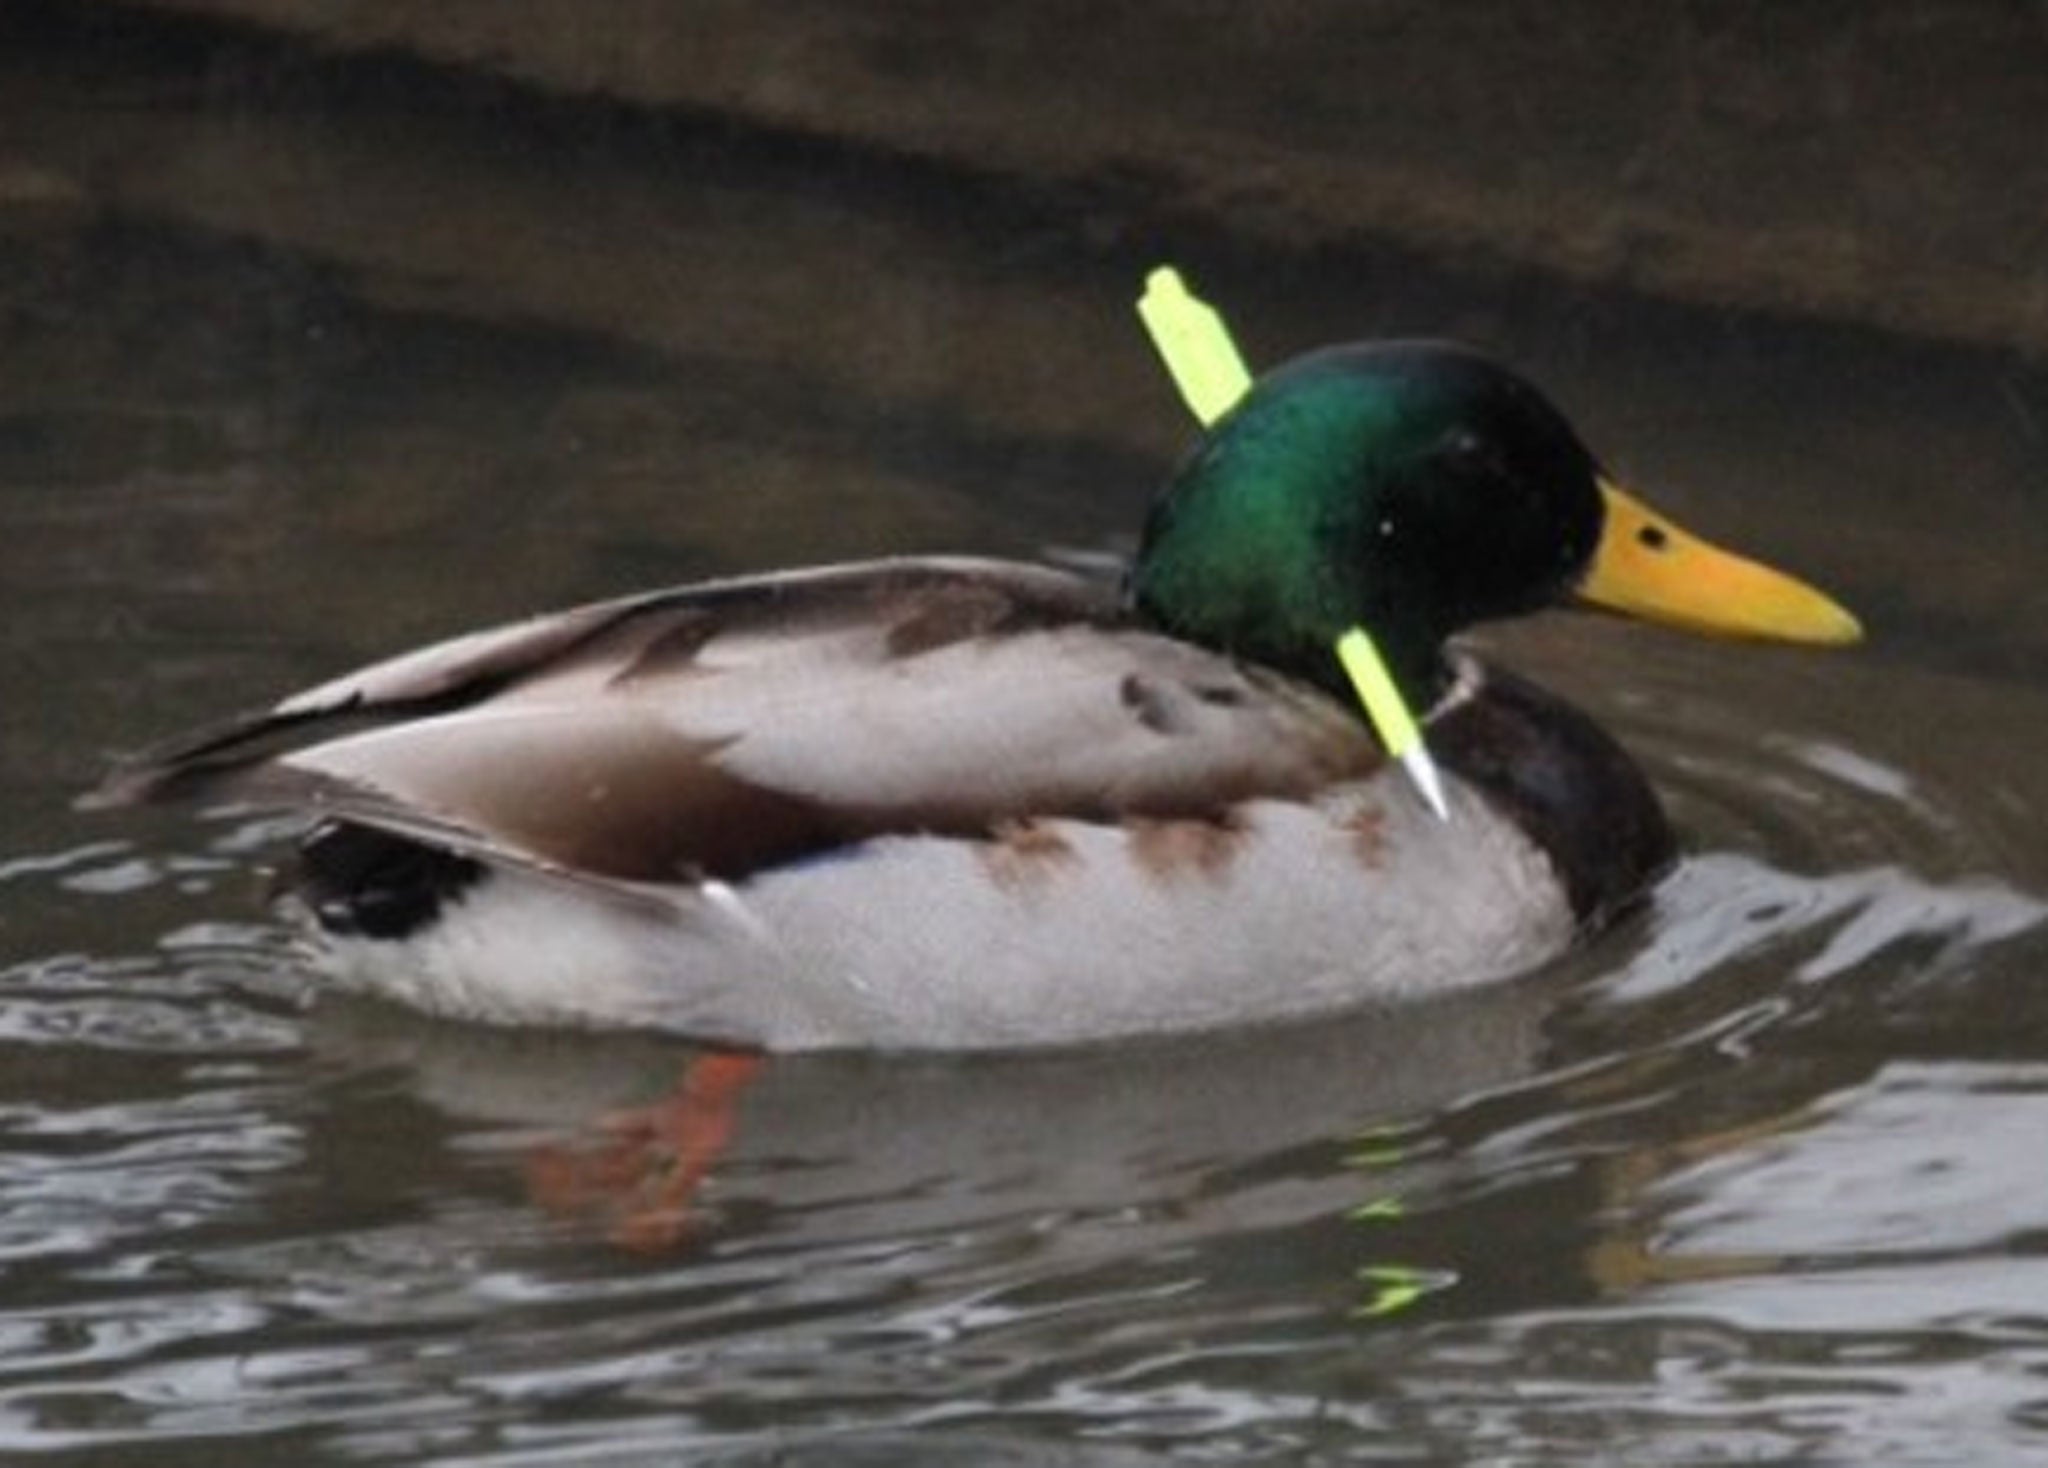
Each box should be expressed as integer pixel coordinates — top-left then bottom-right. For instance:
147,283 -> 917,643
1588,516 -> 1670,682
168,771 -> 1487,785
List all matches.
1135,266 -> 1451,822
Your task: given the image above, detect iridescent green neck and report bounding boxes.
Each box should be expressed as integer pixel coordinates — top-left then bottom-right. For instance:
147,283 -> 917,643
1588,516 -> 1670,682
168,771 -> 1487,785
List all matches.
1129,365 -> 1457,707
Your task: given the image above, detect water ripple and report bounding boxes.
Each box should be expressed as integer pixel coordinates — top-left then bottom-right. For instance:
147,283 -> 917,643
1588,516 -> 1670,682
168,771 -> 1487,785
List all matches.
0,631 -> 2036,1460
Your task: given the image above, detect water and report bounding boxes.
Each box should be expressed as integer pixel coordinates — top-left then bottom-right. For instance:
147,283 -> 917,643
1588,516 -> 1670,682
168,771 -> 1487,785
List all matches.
5,33 -> 2048,1467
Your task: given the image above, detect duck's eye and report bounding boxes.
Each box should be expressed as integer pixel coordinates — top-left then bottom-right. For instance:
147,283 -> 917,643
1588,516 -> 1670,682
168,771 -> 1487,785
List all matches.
1433,430 -> 1500,485
1637,523 -> 1671,552
1441,430 -> 1487,467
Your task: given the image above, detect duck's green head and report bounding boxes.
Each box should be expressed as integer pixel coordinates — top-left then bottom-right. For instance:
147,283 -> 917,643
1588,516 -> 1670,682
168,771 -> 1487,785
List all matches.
1130,343 -> 1860,704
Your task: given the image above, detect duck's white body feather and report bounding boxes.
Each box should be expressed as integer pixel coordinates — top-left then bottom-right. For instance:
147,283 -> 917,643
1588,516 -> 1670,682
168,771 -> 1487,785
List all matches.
305,781 -> 1570,1050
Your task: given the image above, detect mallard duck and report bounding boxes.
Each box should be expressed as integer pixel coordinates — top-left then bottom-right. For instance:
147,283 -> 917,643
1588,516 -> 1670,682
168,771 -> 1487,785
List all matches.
90,342 -> 1859,1050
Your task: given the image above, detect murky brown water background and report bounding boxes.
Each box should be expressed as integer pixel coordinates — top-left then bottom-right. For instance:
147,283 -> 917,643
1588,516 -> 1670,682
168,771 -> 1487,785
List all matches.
3,11 -> 2048,1464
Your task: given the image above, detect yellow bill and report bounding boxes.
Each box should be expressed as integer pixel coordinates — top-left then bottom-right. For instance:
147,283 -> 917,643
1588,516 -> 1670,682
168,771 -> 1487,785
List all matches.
1579,480 -> 1863,646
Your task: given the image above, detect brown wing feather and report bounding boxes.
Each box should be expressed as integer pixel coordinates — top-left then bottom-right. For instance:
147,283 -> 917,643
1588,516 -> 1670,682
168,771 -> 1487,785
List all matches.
85,559 -> 1089,808
88,557 -> 1381,884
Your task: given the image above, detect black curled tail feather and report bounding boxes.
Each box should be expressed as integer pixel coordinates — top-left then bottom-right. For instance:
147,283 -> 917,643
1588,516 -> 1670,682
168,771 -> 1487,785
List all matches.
291,823 -> 486,941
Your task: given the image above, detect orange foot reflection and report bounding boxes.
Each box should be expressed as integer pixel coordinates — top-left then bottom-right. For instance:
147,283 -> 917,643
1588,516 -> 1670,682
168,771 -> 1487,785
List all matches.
526,1048 -> 766,1251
